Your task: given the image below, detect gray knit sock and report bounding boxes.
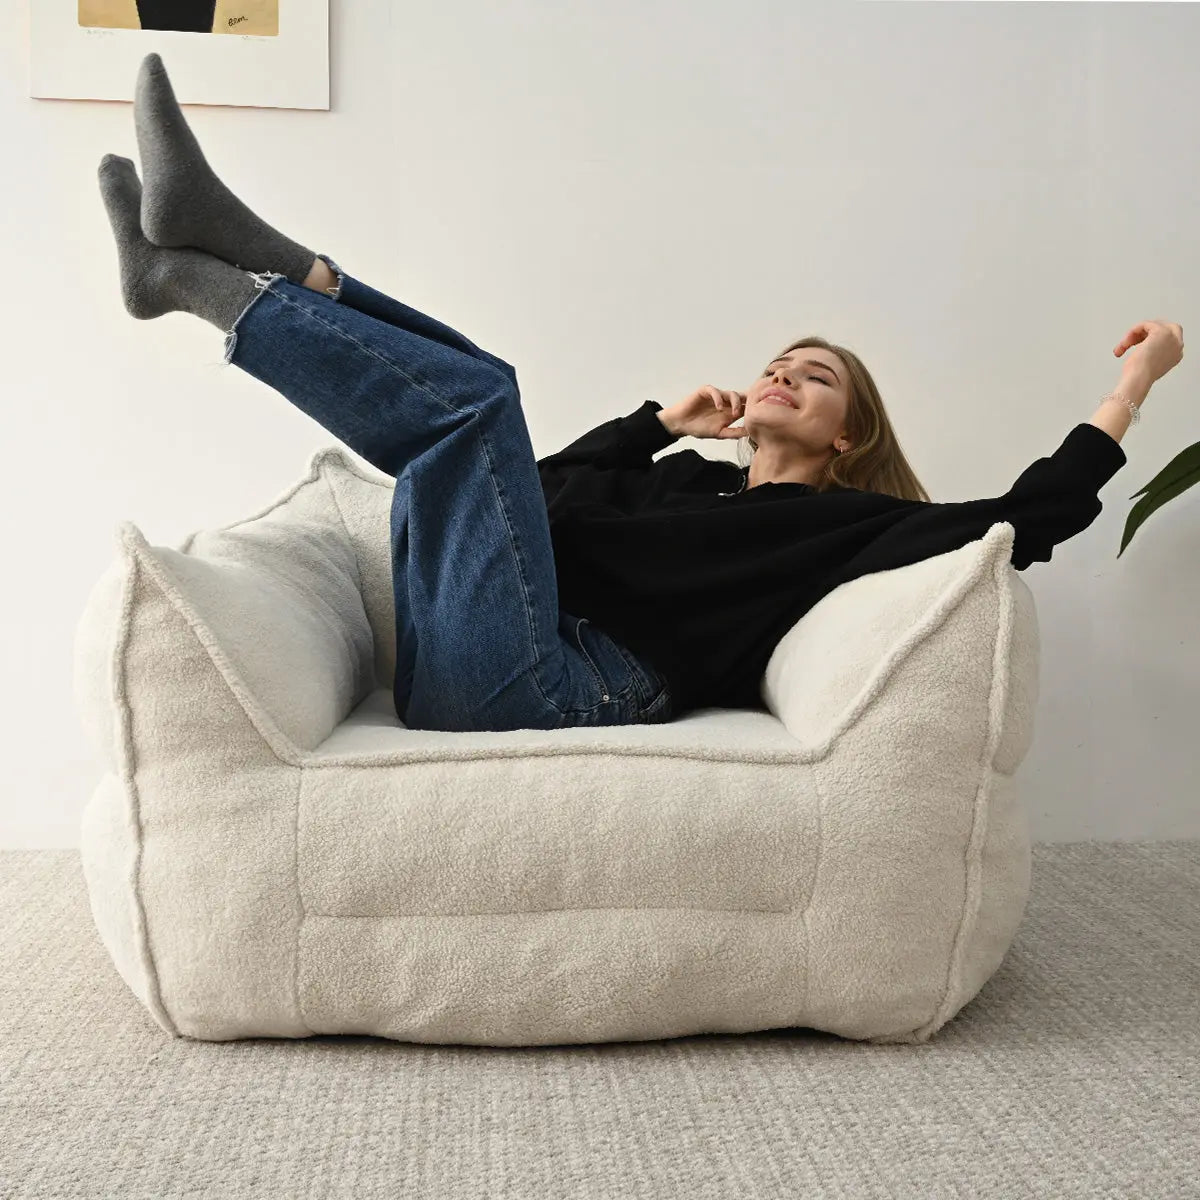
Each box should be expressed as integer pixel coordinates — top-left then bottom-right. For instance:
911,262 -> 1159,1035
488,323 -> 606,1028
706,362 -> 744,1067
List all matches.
98,154 -> 262,332
133,51 -> 317,285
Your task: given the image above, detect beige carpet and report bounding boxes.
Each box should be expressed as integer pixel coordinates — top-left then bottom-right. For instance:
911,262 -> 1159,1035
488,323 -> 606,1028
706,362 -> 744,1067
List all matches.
1,841 -> 1197,1198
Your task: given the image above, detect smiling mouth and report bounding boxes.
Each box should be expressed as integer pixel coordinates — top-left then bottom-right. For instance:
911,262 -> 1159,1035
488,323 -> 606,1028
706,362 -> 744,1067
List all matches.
761,396 -> 796,407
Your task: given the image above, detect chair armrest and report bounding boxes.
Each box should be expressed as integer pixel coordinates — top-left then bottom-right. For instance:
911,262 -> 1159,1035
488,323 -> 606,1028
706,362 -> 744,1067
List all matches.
74,519 -> 376,764
761,523 -> 1038,777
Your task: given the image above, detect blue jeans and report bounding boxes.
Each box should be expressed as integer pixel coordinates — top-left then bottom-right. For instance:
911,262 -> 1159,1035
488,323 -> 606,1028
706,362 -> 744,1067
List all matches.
219,254 -> 674,734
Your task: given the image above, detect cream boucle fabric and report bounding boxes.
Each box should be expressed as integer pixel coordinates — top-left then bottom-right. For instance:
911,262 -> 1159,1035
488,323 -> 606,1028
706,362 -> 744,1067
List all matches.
73,446 -> 1035,1047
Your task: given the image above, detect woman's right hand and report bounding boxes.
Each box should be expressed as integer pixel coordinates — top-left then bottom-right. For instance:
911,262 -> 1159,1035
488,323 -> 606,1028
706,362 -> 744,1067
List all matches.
660,386 -> 751,440
1113,319 -> 1185,384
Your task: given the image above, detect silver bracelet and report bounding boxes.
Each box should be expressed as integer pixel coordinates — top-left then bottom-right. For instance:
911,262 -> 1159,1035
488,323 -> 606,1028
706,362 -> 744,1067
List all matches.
1100,389 -> 1141,425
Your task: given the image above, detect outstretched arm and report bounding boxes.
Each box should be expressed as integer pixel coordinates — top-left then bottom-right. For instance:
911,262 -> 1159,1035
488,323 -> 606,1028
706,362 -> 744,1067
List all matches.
1087,368 -> 1153,445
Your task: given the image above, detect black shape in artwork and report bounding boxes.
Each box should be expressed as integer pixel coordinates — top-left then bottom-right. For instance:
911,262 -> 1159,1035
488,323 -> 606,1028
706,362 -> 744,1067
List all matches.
135,1 -> 218,33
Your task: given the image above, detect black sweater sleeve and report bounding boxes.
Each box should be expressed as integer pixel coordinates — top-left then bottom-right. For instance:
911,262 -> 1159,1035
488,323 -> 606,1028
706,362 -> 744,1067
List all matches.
838,422 -> 1129,575
536,401 -> 681,507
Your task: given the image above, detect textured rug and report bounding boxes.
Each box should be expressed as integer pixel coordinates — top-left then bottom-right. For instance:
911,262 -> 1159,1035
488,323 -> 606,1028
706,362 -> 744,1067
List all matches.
1,841 -> 1197,1199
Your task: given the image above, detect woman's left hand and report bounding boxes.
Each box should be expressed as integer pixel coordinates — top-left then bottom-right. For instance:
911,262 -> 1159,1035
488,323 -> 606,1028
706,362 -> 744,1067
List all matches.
1113,320 -> 1185,385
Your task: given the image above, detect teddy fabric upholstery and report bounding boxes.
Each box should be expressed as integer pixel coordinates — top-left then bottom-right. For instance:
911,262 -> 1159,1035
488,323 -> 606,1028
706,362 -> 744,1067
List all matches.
74,446 -> 1042,1047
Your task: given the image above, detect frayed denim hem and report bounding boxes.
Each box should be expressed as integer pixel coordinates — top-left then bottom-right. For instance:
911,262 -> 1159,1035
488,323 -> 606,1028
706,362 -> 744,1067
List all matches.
220,269 -> 286,365
217,254 -> 347,366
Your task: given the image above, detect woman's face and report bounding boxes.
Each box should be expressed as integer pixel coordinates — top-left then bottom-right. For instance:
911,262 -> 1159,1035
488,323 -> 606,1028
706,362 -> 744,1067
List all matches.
743,349 -> 851,457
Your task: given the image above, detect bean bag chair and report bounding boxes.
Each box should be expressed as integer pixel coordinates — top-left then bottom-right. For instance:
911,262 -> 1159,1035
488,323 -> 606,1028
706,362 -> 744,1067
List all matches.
73,445 -> 1033,1046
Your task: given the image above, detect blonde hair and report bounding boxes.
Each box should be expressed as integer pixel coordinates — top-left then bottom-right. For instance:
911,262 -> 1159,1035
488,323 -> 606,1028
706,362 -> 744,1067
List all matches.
736,336 -> 931,502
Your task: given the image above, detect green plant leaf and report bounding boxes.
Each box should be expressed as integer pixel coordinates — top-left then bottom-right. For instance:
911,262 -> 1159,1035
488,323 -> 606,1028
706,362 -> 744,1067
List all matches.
1117,439 -> 1200,558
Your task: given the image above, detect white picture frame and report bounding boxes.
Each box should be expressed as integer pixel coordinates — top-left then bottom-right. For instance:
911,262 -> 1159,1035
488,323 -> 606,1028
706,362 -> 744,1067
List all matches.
30,0 -> 330,111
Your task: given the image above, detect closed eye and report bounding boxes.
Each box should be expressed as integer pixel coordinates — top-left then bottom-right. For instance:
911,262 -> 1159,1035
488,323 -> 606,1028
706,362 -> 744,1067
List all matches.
762,370 -> 829,384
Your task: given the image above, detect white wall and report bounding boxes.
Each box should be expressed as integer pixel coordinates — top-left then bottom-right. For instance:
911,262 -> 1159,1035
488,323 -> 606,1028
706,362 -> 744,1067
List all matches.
4,1 -> 1196,848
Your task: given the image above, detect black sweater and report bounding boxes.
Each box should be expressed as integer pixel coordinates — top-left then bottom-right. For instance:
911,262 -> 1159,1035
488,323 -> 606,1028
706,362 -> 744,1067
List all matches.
536,400 -> 1127,718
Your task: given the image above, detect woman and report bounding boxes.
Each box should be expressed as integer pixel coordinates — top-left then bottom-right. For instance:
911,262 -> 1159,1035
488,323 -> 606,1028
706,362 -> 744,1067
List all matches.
100,54 -> 1181,732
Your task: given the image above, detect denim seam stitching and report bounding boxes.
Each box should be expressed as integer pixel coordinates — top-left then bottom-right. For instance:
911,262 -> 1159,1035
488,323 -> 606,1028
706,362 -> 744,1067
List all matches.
611,641 -> 658,709
245,280 -> 460,419
559,618 -> 641,716
572,617 -> 610,703
248,284 -> 543,677
458,410 -> 543,700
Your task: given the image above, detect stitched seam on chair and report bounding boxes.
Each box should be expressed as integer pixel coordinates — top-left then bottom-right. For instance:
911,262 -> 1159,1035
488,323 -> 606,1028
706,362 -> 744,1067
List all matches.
302,744 -> 825,767
115,549 -> 180,1037
293,765 -> 313,1035
801,523 -> 1017,762
801,757 -> 824,1027
311,446 -> 394,488
179,452 -> 345,546
309,905 -> 792,918
322,468 -> 366,601
120,526 -> 307,767
925,549 -> 1013,1040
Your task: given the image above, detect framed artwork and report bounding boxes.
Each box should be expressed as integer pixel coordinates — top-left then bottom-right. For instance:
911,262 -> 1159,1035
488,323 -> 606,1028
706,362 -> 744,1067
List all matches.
30,0 -> 329,110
